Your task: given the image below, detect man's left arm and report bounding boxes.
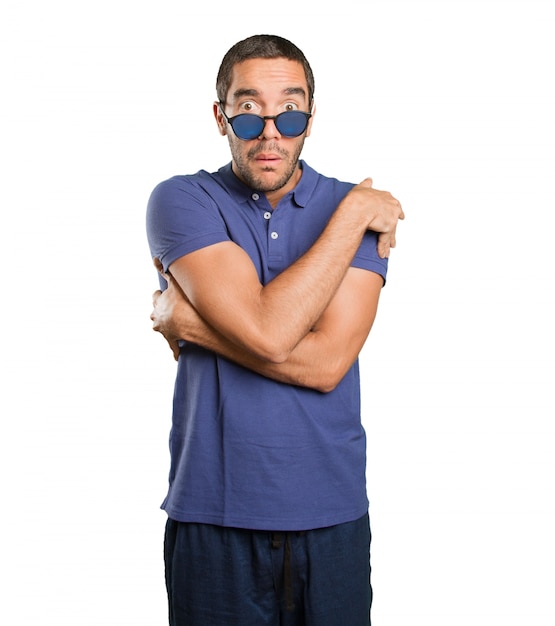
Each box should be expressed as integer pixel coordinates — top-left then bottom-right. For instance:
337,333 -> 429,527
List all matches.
151,265 -> 383,393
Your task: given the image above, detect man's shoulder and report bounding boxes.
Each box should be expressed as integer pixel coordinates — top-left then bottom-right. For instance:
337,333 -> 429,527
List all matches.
151,167 -> 224,193
148,165 -> 236,207
298,161 -> 355,206
301,161 -> 351,183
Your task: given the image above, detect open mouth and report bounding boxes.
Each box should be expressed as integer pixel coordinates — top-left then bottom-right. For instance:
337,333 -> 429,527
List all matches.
255,154 -> 282,164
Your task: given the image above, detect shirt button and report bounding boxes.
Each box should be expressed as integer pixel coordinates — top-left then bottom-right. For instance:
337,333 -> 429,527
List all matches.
252,193 -> 260,201
271,232 -> 279,239
263,212 -> 272,220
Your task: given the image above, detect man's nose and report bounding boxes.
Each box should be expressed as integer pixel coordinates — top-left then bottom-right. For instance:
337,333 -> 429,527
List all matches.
258,116 -> 281,140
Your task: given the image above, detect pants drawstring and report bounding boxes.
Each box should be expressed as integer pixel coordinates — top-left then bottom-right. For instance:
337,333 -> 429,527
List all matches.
271,532 -> 295,612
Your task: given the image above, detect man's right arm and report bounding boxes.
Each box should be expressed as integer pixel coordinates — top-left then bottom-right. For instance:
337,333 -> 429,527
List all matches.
152,264 -> 384,392
164,179 -> 403,364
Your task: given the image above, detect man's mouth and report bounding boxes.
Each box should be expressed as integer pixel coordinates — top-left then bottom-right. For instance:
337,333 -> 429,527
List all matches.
254,153 -> 282,164
248,144 -> 287,165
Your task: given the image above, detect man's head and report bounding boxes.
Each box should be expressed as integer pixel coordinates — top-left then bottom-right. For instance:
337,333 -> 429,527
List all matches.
214,35 -> 316,206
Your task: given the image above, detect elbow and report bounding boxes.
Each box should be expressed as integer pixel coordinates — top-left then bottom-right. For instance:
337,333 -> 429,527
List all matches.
250,335 -> 293,365
314,376 -> 340,394
269,351 -> 290,365
311,361 -> 350,394
261,350 -> 290,365
315,382 -> 336,394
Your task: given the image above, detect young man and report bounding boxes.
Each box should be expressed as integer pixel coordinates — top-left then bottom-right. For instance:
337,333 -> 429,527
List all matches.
147,34 -> 403,626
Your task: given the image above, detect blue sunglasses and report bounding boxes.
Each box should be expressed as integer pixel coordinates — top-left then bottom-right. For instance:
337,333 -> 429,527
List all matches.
219,104 -> 312,140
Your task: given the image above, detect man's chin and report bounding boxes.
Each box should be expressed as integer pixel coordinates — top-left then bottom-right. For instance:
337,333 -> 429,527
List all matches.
233,154 -> 301,194
250,170 -> 289,193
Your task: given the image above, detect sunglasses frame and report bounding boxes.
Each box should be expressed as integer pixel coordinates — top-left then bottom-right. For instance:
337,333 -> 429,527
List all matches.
219,104 -> 312,140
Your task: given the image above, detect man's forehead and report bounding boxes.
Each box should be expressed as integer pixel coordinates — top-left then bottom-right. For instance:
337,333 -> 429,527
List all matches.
228,58 -> 308,99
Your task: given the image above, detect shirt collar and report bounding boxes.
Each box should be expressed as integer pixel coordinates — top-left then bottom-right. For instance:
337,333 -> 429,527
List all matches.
217,160 -> 318,209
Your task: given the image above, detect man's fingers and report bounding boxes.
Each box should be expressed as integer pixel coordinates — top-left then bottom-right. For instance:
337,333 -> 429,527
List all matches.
152,289 -> 162,306
358,177 -> 373,189
377,232 -> 397,259
167,338 -> 180,361
153,257 -> 173,283
151,290 -> 163,328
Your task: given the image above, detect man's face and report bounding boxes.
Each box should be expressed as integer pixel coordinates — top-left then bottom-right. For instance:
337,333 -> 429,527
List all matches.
215,57 -> 313,206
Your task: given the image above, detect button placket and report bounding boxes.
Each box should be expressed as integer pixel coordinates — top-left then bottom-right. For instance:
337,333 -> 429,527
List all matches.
250,193 -> 281,252
268,210 -> 280,250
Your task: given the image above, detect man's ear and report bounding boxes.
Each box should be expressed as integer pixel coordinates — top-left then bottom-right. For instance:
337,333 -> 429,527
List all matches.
213,102 -> 227,136
305,101 -> 316,138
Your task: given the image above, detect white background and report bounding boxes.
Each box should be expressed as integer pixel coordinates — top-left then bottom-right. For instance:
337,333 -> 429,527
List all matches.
1,0 -> 553,624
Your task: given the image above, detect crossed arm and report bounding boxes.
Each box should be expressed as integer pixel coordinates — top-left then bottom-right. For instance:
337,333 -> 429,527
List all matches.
150,179 -> 403,392
152,262 -> 382,393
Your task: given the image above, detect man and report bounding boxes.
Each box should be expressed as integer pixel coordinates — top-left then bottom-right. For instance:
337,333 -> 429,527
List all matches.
147,34 -> 403,626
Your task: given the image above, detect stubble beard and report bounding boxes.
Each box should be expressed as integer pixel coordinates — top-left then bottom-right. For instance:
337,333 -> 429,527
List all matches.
230,138 -> 306,193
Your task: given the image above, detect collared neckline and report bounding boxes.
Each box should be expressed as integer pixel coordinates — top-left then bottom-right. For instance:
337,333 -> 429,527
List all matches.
217,160 -> 318,209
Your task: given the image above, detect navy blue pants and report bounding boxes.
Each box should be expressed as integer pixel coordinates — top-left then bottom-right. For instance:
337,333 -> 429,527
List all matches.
164,514 -> 372,625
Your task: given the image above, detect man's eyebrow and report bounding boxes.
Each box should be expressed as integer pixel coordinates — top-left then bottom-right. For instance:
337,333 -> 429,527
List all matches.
232,87 -> 307,99
232,88 -> 260,99
284,87 -> 307,98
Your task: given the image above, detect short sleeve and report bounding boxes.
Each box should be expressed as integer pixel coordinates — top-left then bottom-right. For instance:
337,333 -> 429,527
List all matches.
146,175 -> 231,272
352,230 -> 389,284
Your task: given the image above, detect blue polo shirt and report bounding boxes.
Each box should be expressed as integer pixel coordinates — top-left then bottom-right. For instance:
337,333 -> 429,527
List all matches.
147,161 -> 388,531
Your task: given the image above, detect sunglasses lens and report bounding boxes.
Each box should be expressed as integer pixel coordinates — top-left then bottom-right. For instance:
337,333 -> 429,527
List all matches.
228,111 -> 310,140
231,115 -> 265,140
275,111 -> 309,137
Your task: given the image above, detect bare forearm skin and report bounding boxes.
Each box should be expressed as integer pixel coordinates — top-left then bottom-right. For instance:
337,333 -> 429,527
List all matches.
171,182 -> 398,364
179,312 -> 346,393
164,266 -> 383,393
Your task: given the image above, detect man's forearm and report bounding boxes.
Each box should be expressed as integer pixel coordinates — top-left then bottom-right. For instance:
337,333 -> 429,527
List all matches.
179,310 -> 339,393
164,266 -> 382,393
172,180 -> 401,364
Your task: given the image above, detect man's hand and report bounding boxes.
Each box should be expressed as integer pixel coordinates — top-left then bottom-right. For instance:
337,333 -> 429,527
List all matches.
150,177 -> 403,365
151,260 -> 194,361
346,178 -> 404,258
